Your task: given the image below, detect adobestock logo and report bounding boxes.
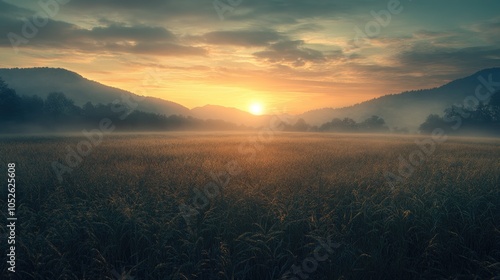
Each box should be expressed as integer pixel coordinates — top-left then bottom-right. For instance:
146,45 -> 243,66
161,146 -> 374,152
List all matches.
7,0 -> 71,54
351,0 -> 404,49
281,236 -> 341,280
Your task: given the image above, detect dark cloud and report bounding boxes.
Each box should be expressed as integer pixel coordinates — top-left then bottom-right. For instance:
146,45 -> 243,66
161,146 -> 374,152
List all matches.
31,0 -> 389,29
202,30 -> 285,47
64,0 -> 220,24
398,46 -> 500,74
471,18 -> 500,45
225,0 -> 373,23
385,23 -> 500,77
2,0 -> 500,102
85,25 -> 176,41
253,40 -> 330,67
0,1 -> 32,18
0,2 -> 206,57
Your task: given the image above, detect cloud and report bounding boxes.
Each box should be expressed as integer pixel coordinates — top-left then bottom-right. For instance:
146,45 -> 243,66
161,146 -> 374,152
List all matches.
0,3 -> 206,57
398,46 -> 500,74
0,1 -> 32,18
62,0 -> 221,25
125,42 -> 207,56
2,0 -> 500,112
384,23 -> 500,77
201,30 -> 285,47
253,40 -> 336,67
64,0 -> 361,21
469,17 -> 500,45
84,25 -> 176,41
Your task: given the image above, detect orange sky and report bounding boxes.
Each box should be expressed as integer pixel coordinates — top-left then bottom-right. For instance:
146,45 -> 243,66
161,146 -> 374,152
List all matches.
1,0 -> 500,114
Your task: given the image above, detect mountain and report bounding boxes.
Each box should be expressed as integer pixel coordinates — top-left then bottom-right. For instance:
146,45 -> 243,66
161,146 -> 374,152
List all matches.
299,68 -> 500,131
0,67 -> 191,117
2,67 -> 499,131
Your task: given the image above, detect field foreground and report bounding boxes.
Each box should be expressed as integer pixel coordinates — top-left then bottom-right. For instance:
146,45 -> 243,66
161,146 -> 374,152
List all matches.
0,132 -> 499,279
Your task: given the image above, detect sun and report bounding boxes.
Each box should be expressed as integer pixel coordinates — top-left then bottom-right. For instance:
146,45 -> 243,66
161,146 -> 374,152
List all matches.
249,103 -> 264,115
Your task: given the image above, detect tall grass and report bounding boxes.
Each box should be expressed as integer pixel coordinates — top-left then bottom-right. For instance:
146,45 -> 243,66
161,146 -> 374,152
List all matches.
0,132 -> 499,279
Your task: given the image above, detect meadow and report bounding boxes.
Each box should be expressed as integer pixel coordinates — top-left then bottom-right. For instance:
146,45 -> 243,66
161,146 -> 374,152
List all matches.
0,132 -> 499,279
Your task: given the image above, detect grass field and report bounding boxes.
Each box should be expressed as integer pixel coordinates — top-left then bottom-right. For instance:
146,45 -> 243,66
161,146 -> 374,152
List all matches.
1,132 -> 499,279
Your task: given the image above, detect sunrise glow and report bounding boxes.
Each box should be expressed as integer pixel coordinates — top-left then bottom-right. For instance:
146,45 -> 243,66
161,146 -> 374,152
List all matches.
249,103 -> 264,115
0,1 -> 499,114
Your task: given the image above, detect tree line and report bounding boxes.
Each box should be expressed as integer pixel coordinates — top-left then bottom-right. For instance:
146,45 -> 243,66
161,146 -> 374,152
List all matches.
419,91 -> 500,136
0,77 -> 396,134
0,78 -> 245,133
3,75 -> 498,135
280,115 -> 391,133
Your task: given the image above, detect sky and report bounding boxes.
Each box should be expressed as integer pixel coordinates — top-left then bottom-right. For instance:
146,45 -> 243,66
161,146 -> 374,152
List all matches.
1,0 -> 500,114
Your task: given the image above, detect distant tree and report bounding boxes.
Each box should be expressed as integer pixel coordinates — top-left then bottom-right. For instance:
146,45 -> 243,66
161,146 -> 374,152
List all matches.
0,78 -> 23,122
292,118 -> 310,131
341,118 -> 357,130
419,91 -> 500,135
82,101 -> 95,115
320,117 -> 358,132
419,114 -> 447,134
0,86 -> 248,133
465,102 -> 492,124
360,115 -> 389,132
21,95 -> 44,121
43,92 -> 86,128
319,118 -> 335,131
44,92 -> 80,119
489,90 -> 500,121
